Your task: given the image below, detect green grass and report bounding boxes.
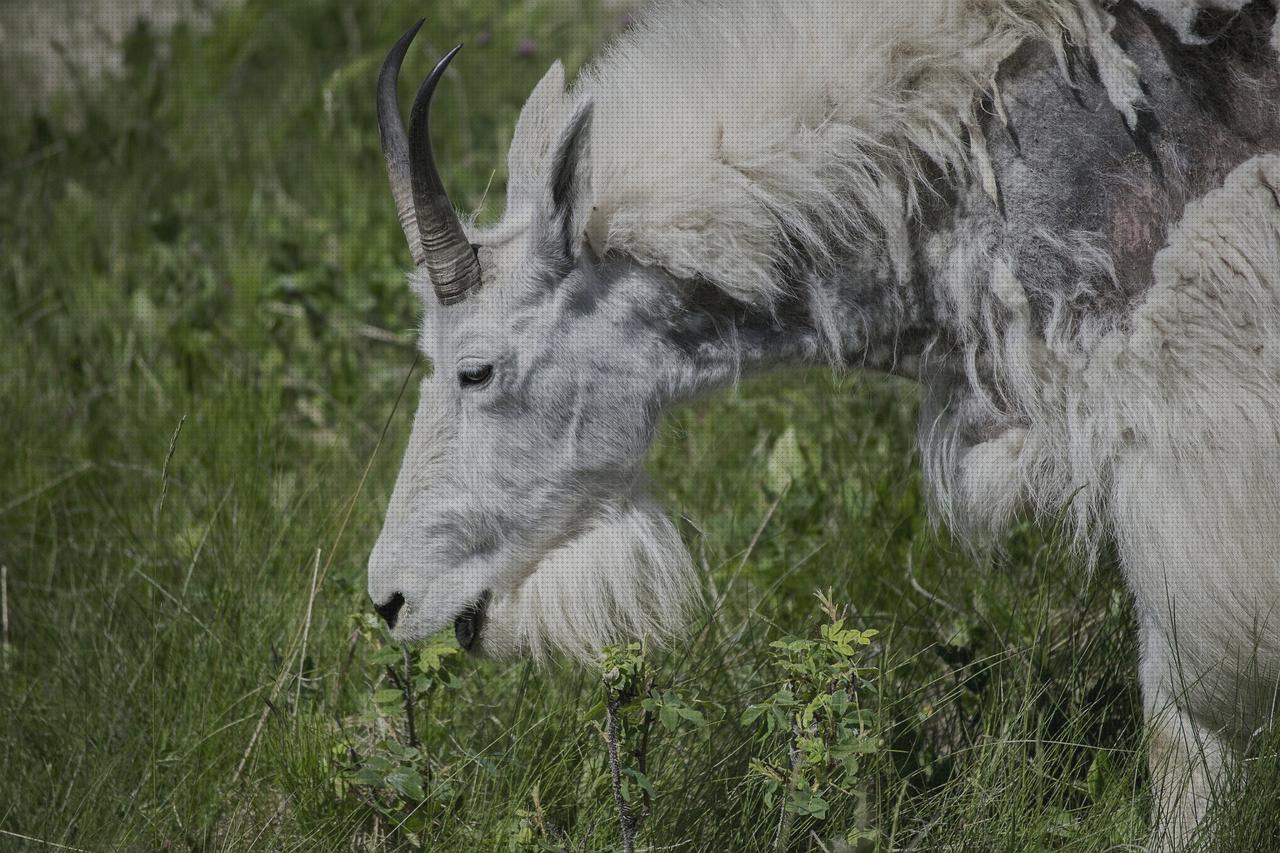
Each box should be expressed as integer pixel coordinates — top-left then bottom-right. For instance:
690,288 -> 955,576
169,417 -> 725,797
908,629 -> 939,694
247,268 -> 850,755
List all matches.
1,1 -> 1276,850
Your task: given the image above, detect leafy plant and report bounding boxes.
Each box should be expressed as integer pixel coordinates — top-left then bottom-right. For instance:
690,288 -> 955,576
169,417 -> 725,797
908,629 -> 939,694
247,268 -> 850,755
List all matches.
598,642 -> 652,853
335,614 -> 462,846
742,590 -> 881,849
597,641 -> 715,853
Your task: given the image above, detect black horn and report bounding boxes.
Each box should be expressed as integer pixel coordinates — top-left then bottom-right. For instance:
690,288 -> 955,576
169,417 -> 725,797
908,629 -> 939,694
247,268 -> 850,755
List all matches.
408,45 -> 482,304
376,24 -> 482,303
377,19 -> 426,267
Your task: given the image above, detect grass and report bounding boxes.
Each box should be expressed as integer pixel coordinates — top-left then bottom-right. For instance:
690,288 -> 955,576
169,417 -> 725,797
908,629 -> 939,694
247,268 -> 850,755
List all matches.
1,1 -> 1276,850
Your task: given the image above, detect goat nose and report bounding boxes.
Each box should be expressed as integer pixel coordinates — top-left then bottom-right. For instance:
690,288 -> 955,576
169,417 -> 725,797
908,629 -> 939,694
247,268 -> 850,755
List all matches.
373,592 -> 405,629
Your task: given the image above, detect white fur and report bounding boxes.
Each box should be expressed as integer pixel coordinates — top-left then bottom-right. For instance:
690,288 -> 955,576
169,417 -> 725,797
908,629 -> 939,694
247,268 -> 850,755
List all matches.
1106,156 -> 1280,846
565,4 -> 1280,843
374,3 -> 1280,846
482,493 -> 698,660
938,154 -> 1280,847
575,0 -> 1140,302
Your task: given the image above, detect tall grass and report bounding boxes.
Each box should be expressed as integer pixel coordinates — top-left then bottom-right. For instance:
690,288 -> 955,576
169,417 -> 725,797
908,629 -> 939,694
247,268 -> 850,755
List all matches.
1,1 -> 1275,850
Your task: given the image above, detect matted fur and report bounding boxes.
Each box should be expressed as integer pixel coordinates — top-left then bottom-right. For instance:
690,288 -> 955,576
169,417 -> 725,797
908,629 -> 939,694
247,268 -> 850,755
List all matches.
372,4 -> 1279,846
1112,154 -> 1280,845
1139,0 -> 1280,46
574,0 -> 1142,303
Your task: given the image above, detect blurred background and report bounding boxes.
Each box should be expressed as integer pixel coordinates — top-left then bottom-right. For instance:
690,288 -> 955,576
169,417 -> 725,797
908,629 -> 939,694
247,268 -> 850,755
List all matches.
5,1 -> 1265,850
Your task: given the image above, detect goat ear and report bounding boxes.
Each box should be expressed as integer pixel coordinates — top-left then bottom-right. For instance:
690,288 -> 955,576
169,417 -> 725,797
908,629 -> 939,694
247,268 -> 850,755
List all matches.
507,61 -> 569,199
549,103 -> 593,263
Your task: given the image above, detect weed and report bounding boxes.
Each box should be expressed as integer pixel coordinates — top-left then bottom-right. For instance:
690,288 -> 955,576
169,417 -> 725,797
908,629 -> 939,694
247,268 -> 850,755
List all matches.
743,591 -> 880,849
334,614 -> 462,847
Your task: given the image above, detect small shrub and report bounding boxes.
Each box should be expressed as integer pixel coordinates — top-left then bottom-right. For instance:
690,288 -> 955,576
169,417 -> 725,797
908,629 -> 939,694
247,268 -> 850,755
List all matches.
597,641 -> 714,853
742,590 -> 881,849
334,614 -> 462,846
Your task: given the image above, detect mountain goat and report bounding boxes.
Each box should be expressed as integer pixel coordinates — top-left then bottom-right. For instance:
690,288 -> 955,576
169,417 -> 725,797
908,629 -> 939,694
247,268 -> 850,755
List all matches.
366,1 -> 1280,846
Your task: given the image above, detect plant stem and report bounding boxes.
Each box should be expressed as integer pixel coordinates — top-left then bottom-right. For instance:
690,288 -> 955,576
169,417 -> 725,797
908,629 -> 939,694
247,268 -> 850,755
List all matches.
293,548 -> 322,727
1,565 -> 8,672
153,413 -> 186,527
387,648 -> 418,748
774,719 -> 802,852
402,647 -> 418,748
605,694 -> 636,853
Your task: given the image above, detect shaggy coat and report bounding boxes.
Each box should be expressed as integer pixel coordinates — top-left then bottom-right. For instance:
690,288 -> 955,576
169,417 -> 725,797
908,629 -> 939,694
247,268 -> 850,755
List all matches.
369,1 -> 1280,847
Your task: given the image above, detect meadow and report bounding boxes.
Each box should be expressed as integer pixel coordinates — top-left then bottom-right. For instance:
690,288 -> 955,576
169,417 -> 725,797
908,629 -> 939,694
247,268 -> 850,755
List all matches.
2,1 -> 1277,850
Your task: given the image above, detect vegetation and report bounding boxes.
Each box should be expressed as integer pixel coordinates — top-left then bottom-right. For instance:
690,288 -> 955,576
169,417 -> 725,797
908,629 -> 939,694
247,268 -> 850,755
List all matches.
2,1 -> 1276,849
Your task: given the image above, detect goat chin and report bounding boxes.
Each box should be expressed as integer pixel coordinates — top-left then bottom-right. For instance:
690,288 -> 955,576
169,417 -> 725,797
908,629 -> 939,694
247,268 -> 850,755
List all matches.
479,493 -> 700,663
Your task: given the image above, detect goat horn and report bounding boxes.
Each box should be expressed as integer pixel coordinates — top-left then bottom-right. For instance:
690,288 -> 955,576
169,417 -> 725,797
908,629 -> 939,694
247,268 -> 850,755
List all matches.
377,19 -> 426,267
409,44 -> 482,304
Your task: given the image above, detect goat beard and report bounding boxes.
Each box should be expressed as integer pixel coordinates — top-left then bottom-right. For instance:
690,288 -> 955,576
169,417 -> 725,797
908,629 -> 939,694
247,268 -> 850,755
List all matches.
478,493 -> 699,662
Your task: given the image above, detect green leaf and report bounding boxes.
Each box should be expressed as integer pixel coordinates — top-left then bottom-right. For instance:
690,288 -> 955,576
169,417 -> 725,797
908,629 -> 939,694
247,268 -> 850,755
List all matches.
660,704 -> 680,733
348,767 -> 387,787
677,706 -> 706,724
384,740 -> 419,761
417,641 -> 459,673
623,768 -> 656,803
385,767 -> 426,801
369,646 -> 402,667
765,426 -> 805,494
401,810 -> 431,835
361,755 -> 394,774
805,794 -> 829,820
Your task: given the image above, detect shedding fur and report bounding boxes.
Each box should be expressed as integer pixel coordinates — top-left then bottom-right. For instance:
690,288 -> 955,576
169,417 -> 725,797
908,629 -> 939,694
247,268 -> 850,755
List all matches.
574,0 -> 1142,303
1110,155 -> 1280,845
372,3 -> 1280,846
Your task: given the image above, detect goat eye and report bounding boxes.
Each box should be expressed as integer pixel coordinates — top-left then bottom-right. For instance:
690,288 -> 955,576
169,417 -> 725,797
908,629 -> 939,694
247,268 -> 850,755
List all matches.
458,364 -> 493,388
